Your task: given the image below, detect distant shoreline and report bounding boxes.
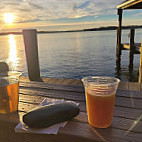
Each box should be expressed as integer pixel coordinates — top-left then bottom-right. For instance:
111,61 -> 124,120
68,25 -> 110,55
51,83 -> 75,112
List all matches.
0,25 -> 142,36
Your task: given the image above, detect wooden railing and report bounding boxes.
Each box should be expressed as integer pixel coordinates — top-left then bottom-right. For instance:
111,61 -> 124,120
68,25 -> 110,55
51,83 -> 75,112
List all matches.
22,29 -> 43,82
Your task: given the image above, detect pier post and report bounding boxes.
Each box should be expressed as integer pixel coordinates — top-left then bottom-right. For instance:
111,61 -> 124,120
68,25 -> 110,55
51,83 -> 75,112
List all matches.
129,28 -> 135,72
116,9 -> 123,70
139,39 -> 142,83
22,29 -> 43,82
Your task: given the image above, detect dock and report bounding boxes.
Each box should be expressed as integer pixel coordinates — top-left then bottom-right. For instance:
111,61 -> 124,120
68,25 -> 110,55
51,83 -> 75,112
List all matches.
116,0 -> 142,82
122,43 -> 141,54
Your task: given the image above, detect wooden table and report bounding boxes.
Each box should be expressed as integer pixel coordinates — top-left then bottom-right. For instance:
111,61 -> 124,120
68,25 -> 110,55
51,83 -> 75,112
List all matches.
0,78 -> 142,142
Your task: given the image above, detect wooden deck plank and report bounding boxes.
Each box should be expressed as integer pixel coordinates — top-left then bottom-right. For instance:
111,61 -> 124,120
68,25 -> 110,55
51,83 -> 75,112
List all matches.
19,85 -> 142,110
56,78 -> 68,84
19,88 -> 142,109
46,78 -> 59,84
72,79 -> 82,85
61,79 -> 75,85
42,78 -> 53,83
19,92 -> 142,121
53,78 -> 67,84
19,88 -> 85,101
20,81 -> 142,99
128,82 -> 140,91
20,81 -> 85,93
20,77 -> 142,91
43,78 -> 66,84
60,79 -> 74,85
117,90 -> 142,99
140,83 -> 142,91
118,82 -> 129,90
46,78 -> 58,84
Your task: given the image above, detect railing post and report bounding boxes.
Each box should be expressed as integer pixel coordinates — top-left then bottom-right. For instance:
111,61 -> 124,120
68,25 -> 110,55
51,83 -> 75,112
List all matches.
129,28 -> 135,72
116,9 -> 123,70
22,29 -> 43,82
139,39 -> 142,83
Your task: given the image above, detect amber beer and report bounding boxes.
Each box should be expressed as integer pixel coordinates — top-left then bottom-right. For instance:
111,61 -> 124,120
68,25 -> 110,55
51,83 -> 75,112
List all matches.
0,71 -> 21,114
86,91 -> 115,128
82,76 -> 120,128
0,81 -> 19,113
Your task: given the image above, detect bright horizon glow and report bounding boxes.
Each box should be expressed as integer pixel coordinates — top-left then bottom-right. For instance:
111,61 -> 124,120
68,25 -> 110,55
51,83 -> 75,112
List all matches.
4,13 -> 15,25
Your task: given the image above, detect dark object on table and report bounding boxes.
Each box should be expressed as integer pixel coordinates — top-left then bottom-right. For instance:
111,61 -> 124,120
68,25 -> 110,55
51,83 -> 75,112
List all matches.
23,102 -> 80,128
0,62 -> 9,72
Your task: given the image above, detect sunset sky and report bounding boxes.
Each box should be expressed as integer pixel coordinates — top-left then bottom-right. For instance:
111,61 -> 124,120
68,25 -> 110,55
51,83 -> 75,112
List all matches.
0,0 -> 142,32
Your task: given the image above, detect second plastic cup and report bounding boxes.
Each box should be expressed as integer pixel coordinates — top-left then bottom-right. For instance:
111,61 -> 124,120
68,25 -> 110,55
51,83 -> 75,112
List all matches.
82,76 -> 120,128
0,71 -> 21,114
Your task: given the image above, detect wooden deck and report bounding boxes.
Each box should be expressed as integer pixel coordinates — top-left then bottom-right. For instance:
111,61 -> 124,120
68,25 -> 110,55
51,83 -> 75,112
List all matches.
20,76 -> 142,91
0,77 -> 142,142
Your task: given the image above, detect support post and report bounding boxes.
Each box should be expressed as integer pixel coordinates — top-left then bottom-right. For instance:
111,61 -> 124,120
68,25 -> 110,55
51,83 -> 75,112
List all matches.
116,9 -> 123,70
129,28 -> 135,72
22,29 -> 43,82
139,39 -> 142,83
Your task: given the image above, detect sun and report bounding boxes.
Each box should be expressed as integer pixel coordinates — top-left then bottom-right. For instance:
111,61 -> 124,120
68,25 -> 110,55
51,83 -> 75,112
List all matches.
74,14 -> 80,18
4,13 -> 15,25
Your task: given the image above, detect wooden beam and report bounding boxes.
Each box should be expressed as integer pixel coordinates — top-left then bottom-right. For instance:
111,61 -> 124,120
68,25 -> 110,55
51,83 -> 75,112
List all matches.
139,39 -> 142,83
129,28 -> 135,72
117,0 -> 136,9
117,0 -> 142,9
22,29 -> 43,82
121,43 -> 141,53
116,9 -> 123,69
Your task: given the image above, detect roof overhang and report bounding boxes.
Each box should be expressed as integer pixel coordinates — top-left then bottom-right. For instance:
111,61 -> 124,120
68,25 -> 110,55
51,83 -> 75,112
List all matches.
117,0 -> 142,9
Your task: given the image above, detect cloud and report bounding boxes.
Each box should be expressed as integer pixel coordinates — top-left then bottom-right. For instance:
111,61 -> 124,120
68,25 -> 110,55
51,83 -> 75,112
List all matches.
0,0 -> 125,24
1,0 -> 141,28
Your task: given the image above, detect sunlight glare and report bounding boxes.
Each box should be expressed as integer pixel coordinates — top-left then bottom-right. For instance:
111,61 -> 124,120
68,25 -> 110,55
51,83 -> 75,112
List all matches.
8,34 -> 18,69
4,13 -> 15,25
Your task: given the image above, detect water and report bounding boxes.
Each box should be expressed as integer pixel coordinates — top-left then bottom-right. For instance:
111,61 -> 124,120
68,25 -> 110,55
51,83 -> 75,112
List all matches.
0,29 -> 142,81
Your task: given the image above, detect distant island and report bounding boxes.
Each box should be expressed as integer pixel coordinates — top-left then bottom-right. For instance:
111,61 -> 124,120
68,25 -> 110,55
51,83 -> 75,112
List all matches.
0,25 -> 142,35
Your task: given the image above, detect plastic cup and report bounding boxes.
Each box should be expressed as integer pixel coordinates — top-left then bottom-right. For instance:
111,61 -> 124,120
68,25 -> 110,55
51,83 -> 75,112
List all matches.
82,76 -> 120,128
0,71 -> 21,114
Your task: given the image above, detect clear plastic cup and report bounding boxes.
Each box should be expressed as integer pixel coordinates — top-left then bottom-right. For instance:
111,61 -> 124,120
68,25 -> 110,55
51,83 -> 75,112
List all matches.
0,71 -> 21,114
82,76 -> 120,128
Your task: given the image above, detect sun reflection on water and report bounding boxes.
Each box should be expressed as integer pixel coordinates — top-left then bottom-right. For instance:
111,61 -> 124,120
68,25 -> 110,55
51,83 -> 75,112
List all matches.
8,34 -> 19,70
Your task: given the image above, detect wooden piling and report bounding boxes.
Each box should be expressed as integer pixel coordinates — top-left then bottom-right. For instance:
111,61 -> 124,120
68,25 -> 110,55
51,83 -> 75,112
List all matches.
139,39 -> 142,83
116,9 -> 123,69
22,29 -> 43,82
129,28 -> 135,72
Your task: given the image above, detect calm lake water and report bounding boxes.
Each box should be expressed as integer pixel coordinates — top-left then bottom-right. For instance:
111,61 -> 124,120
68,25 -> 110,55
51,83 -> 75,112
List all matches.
0,29 -> 142,81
